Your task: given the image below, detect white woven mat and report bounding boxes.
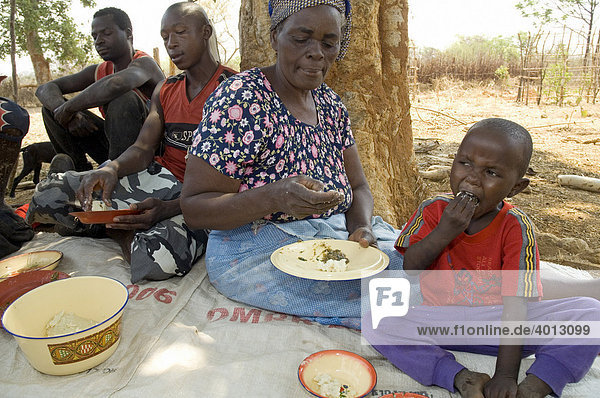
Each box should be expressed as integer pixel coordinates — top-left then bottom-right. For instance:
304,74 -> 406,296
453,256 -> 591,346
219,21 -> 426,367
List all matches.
1,233 -> 598,397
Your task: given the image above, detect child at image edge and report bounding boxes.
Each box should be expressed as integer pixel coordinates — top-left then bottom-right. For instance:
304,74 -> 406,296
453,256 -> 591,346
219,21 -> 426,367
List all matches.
364,118 -> 600,398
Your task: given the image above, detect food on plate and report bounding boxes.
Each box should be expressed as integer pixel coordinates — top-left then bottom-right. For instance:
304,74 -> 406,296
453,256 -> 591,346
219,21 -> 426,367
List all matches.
294,241 -> 350,272
273,239 -> 389,280
317,243 -> 349,272
319,246 -> 348,263
45,311 -> 98,337
318,258 -> 350,272
313,373 -> 356,398
457,190 -> 480,205
91,200 -> 110,211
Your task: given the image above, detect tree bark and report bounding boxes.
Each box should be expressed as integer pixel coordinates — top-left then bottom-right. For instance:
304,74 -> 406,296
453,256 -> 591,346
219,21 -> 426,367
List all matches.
24,28 -> 51,85
239,0 -> 423,226
22,0 -> 51,85
239,0 -> 275,70
9,0 -> 18,102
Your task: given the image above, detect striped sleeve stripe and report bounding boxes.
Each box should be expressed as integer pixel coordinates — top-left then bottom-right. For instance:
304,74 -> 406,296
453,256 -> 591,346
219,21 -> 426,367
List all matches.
395,211 -> 424,248
395,195 -> 452,248
509,208 -> 537,297
438,193 -> 454,201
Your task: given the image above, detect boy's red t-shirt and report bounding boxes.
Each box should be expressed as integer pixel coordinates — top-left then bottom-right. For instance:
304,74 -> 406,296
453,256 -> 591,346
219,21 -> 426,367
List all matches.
395,195 -> 543,306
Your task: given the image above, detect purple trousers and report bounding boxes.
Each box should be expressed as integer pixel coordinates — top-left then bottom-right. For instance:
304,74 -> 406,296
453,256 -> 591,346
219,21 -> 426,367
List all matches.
363,297 -> 600,396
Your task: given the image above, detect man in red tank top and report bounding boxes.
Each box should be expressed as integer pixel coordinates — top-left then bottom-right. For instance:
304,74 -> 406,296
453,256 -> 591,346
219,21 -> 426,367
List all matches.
35,7 -> 164,171
28,2 -> 236,283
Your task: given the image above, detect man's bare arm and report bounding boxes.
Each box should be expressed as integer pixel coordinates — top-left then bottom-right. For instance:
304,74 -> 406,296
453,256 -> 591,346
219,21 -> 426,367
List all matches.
60,57 -> 164,115
105,80 -> 166,178
35,65 -> 98,112
76,81 -> 172,223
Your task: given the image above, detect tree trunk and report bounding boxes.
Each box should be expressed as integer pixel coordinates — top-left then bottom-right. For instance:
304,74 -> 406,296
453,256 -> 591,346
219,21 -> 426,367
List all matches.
23,0 -> 51,84
239,0 -> 275,70
24,28 -> 51,85
583,19 -> 592,68
25,0 -> 51,86
239,0 -> 423,226
592,29 -> 600,103
9,0 -> 18,102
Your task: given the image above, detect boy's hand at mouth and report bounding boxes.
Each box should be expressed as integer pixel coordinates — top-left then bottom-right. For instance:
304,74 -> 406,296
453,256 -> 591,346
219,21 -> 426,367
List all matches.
437,192 -> 479,237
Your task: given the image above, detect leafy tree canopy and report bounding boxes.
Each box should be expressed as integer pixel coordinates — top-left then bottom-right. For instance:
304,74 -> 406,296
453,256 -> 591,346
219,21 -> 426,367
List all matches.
0,0 -> 96,73
446,35 -> 520,64
516,0 -> 599,28
516,0 -> 598,66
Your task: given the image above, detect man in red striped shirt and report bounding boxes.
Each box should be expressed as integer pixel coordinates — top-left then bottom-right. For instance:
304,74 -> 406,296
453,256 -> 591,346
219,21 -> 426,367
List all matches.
36,7 -> 164,171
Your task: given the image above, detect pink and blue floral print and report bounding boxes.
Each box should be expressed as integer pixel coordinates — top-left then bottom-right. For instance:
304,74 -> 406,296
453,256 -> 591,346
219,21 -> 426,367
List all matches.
189,68 -> 355,223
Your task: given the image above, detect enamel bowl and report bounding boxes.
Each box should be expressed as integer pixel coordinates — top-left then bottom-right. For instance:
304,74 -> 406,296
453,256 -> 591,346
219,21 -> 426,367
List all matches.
298,350 -> 377,398
0,250 -> 63,281
1,276 -> 128,375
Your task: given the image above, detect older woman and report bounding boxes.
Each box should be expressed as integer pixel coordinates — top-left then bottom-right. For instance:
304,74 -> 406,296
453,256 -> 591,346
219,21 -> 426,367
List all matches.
181,0 -> 408,328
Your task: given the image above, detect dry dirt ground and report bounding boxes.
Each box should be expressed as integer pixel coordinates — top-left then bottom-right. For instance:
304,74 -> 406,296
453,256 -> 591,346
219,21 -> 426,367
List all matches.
410,79 -> 600,270
5,82 -> 600,269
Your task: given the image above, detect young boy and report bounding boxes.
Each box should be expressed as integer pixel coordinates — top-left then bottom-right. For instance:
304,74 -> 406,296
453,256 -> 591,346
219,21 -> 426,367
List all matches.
363,118 -> 600,397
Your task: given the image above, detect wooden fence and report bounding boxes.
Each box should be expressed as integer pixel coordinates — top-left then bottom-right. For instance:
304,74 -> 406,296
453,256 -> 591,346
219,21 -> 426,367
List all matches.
409,28 -> 600,106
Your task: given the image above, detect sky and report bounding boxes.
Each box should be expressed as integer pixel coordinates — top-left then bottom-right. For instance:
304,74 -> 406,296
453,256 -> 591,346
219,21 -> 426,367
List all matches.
408,0 -> 531,49
1,0 -> 532,77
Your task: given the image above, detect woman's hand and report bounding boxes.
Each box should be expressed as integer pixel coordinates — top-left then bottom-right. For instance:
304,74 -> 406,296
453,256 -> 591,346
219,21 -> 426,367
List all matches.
76,167 -> 119,211
275,175 -> 343,219
348,226 -> 377,248
106,198 -> 172,230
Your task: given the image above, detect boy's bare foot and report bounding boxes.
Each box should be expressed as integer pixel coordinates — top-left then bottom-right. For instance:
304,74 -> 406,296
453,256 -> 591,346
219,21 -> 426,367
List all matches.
517,374 -> 552,398
106,229 -> 135,264
454,369 -> 491,398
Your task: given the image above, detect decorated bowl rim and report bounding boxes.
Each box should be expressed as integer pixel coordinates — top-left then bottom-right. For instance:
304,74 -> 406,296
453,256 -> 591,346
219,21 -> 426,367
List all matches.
0,250 -> 63,281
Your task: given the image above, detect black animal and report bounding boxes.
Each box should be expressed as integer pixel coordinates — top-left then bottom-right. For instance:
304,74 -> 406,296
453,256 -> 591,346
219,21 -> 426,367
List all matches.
9,142 -> 56,197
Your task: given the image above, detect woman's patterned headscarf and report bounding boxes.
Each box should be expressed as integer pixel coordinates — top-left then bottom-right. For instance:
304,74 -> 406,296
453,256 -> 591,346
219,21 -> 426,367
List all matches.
268,0 -> 352,61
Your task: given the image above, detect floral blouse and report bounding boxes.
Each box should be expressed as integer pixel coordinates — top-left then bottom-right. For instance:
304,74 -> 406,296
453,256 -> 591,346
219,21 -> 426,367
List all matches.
189,68 -> 355,223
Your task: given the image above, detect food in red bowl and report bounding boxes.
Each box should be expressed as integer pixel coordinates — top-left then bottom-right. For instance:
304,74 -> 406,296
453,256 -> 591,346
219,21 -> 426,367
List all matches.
0,270 -> 70,321
298,350 -> 377,398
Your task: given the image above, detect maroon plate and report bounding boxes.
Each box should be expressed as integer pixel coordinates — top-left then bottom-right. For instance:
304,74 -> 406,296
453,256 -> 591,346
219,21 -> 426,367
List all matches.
69,209 -> 141,224
0,270 -> 70,322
